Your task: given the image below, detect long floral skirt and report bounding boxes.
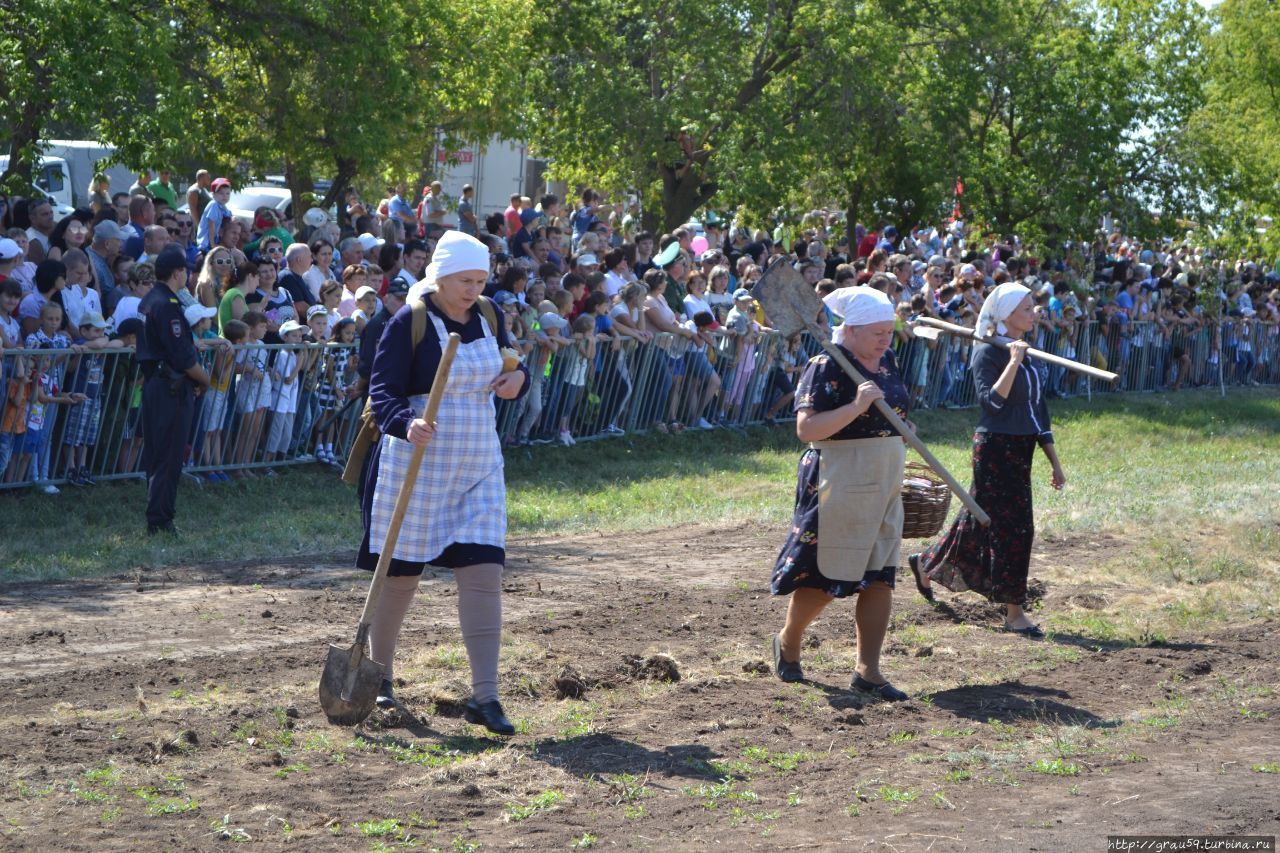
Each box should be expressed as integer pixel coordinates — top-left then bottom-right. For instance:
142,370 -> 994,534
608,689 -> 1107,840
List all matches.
921,432 -> 1036,605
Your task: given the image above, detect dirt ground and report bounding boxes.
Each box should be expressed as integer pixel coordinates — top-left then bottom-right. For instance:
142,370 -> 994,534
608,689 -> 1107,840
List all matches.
1,523 -> 1277,852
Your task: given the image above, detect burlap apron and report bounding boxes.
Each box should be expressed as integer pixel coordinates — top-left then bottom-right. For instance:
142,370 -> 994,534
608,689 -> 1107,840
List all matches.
811,437 -> 906,582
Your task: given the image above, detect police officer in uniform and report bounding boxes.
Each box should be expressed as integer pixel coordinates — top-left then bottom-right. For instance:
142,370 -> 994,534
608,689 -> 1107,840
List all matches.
137,245 -> 210,534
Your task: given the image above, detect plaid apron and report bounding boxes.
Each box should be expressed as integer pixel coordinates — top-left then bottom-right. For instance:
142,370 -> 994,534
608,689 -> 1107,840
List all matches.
368,311 -> 506,564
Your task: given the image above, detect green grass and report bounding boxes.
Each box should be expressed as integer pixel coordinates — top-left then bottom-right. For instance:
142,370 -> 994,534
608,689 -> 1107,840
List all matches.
3,388 -> 1277,581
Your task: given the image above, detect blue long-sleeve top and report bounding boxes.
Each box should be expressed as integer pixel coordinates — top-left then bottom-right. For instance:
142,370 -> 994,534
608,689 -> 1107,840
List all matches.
971,341 -> 1054,445
369,293 -> 529,440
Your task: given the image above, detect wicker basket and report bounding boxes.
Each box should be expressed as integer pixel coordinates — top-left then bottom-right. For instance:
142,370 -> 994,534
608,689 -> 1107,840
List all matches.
901,462 -> 952,539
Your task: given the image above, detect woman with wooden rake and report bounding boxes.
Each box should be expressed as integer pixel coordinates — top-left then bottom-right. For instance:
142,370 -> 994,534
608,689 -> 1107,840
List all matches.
908,282 -> 1066,639
770,286 -> 913,702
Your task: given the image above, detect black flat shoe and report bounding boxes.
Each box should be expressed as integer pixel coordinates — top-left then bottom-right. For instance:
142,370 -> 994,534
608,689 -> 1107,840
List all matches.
375,679 -> 396,709
1002,623 -> 1046,640
851,674 -> 909,702
464,698 -> 515,735
771,634 -> 804,683
908,554 -> 934,603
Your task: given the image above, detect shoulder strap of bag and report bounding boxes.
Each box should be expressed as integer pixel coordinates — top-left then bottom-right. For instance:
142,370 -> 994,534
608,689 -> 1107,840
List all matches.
474,295 -> 498,336
342,298 -> 431,487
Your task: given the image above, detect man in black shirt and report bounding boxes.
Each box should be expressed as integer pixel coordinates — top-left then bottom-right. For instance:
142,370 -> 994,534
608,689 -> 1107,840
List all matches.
136,246 -> 211,534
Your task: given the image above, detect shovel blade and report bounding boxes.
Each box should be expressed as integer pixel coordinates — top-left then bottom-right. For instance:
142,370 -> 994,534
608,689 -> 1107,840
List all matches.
319,643 -> 384,726
752,258 -> 825,339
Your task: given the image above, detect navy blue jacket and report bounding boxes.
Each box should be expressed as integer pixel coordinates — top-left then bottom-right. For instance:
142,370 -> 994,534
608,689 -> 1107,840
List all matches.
972,342 -> 1054,444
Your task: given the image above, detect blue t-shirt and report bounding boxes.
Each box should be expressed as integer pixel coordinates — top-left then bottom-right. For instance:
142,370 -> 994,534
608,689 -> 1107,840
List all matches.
197,202 -> 230,252
593,313 -> 613,371
388,194 -> 415,223
571,206 -> 597,239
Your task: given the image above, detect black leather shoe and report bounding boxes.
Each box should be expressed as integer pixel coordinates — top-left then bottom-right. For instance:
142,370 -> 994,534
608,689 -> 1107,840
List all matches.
852,674 -> 909,702
375,679 -> 396,709
147,524 -> 179,536
772,634 -> 805,683
908,554 -> 935,603
1002,623 -> 1046,640
464,698 -> 515,735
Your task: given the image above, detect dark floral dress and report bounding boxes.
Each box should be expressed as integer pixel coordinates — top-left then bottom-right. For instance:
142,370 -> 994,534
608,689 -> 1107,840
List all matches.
771,347 -> 910,599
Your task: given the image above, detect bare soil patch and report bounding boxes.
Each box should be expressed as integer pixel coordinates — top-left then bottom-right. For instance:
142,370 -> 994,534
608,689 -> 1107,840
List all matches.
1,523 -> 1277,851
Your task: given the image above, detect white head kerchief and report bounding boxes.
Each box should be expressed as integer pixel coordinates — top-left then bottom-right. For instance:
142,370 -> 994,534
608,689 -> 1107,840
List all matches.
823,286 -> 895,342
975,282 -> 1031,338
407,231 -> 491,302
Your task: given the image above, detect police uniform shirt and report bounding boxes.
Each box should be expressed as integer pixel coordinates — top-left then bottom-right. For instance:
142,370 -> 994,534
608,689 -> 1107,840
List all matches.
137,287 -> 198,373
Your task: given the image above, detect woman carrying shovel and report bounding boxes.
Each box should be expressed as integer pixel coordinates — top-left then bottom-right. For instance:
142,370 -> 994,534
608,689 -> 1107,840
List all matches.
357,230 -> 528,734
908,282 -> 1066,638
770,286 -> 913,702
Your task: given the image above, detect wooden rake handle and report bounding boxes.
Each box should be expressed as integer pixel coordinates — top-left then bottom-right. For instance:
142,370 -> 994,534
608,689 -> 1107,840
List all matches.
809,325 -> 991,527
915,316 -> 1119,383
356,333 -> 462,633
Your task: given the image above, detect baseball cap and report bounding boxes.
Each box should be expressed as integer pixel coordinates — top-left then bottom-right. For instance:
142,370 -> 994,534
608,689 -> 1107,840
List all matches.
912,260 -> 927,273
575,253 -> 599,267
654,242 -> 682,267
306,304 -> 329,320
78,311 -> 109,329
959,263 -> 981,280
183,304 -> 217,326
354,285 -> 377,300
927,254 -> 947,268
303,207 -> 329,228
385,278 -> 411,297
732,287 -> 753,301
699,249 -> 722,263
278,319 -> 305,335
493,290 -> 520,306
93,221 -> 126,243
0,238 -> 22,261
210,177 -> 232,191
357,233 -> 383,253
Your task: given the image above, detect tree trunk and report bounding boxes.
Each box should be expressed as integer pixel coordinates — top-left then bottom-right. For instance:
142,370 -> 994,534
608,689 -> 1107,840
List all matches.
324,156 -> 359,230
659,166 -> 718,234
844,182 -> 864,247
283,159 -> 313,233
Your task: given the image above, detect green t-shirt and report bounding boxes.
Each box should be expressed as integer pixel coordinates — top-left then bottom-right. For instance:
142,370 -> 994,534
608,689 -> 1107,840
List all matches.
218,287 -> 244,334
147,179 -> 179,208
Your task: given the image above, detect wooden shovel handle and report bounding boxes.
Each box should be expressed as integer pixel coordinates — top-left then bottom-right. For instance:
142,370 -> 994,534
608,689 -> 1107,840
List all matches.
357,333 -> 462,631
915,316 -> 1119,383
810,326 -> 991,527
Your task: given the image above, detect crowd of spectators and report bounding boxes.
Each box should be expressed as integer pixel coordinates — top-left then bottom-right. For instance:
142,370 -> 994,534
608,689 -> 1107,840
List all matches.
0,174 -> 1277,493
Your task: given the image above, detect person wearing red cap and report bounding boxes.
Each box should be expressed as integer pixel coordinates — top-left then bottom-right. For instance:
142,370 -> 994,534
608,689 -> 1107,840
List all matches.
197,178 -> 233,254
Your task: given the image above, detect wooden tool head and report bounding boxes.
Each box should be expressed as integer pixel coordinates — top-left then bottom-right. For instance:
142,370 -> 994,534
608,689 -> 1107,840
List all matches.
752,257 -> 827,339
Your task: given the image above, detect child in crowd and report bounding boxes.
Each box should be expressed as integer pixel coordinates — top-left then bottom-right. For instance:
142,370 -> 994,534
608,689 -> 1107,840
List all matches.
319,281 -> 343,336
21,346 -> 86,493
314,318 -> 357,464
112,319 -> 146,476
19,261 -> 68,338
0,280 -> 22,349
62,312 -> 119,485
263,320 -> 304,472
202,318 -> 246,479
723,288 -> 768,422
513,294 -> 564,446
351,285 -> 378,336
338,264 -> 367,318
4,228 -> 38,294
231,311 -> 270,478
762,332 -> 805,424
59,250 -> 100,329
558,314 -> 597,445
306,304 -> 330,343
0,350 -> 33,481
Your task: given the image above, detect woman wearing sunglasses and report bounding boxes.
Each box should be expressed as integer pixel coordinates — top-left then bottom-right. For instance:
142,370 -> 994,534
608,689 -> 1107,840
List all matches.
195,246 -> 236,309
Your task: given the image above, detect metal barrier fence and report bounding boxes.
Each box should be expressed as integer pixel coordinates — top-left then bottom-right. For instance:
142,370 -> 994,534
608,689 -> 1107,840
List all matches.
1,319 -> 1275,490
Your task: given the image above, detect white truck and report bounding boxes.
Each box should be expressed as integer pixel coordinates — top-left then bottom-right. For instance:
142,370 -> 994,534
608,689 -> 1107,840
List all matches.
432,136 -> 543,228
0,140 -> 134,219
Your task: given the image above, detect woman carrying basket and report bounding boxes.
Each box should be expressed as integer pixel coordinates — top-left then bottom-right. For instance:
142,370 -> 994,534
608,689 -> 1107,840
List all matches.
909,282 -> 1066,639
357,231 -> 528,734
770,287 -> 913,702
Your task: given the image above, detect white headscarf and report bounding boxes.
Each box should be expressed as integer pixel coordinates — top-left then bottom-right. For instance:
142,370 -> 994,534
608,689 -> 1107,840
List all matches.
406,230 -> 491,303
975,282 -> 1031,338
823,285 -> 895,342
